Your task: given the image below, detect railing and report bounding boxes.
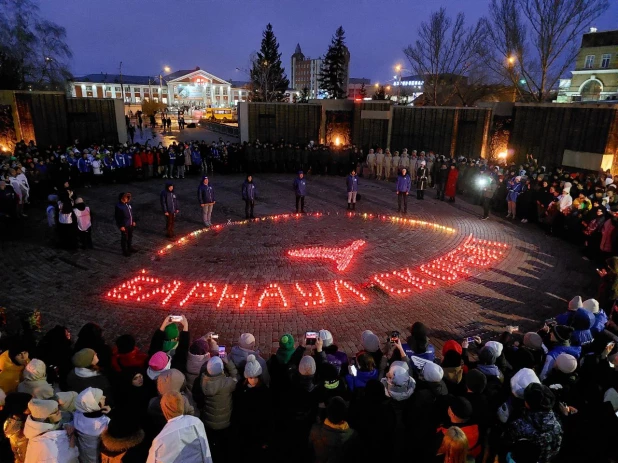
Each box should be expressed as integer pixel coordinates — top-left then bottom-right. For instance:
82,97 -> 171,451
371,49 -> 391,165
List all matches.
199,120 -> 240,137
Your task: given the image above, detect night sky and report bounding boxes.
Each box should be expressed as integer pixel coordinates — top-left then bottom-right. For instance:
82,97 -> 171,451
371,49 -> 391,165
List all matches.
39,0 -> 618,84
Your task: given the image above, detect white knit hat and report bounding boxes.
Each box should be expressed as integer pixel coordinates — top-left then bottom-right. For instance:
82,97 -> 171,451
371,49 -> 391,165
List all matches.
318,330 -> 334,347
555,353 -> 578,374
239,333 -> 255,350
206,356 -> 224,376
421,362 -> 443,382
299,356 -> 316,376
485,341 -> 504,358
388,365 -> 410,387
568,296 -> 583,311
243,354 -> 263,378
361,330 -> 380,353
510,368 -> 540,398
76,387 -> 103,413
582,298 -> 600,314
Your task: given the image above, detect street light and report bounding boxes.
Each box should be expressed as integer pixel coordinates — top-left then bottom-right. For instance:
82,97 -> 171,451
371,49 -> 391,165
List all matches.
163,66 -> 171,73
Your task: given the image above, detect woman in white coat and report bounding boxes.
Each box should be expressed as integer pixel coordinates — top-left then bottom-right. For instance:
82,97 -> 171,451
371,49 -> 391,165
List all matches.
74,387 -> 111,463
23,398 -> 79,463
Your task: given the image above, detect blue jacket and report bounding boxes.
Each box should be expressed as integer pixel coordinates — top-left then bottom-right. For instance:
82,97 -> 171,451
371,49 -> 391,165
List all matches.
168,151 -> 176,164
507,181 -> 523,202
124,153 -> 133,167
345,369 -> 378,392
541,344 -> 582,380
402,343 -> 436,362
346,175 -> 359,192
293,176 -> 307,196
160,184 -> 179,214
114,153 -> 125,168
197,179 -> 215,204
191,149 -> 201,165
77,158 -> 92,173
114,202 -> 134,228
591,311 -> 608,336
396,173 -> 411,193
242,180 -> 257,201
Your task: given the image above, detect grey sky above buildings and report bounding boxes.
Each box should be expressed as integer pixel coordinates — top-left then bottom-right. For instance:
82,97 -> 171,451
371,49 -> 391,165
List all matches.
41,0 -> 618,83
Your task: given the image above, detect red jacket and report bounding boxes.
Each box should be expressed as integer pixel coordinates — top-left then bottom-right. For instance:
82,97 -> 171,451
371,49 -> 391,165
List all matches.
111,347 -> 148,373
133,152 -> 143,168
146,152 -> 154,165
445,168 -> 459,198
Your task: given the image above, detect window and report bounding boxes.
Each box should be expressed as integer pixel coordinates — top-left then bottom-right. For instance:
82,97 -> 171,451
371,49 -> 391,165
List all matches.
85,85 -> 92,91
585,55 -> 595,69
135,97 -> 141,103
115,86 -> 121,91
601,54 -> 611,68
162,97 -> 168,104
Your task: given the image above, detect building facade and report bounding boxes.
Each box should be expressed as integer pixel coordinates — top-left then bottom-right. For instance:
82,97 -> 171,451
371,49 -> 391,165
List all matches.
347,77 -> 371,100
69,67 -> 249,108
563,29 -> 618,102
291,44 -> 323,98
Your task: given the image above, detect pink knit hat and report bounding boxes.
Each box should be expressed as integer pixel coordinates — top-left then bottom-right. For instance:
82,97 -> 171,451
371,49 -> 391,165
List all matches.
148,352 -> 171,372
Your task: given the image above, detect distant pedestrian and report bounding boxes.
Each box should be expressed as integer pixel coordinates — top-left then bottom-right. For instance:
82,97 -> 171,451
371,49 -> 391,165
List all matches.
166,117 -> 172,131
293,171 -> 307,213
445,164 -> 459,202
346,169 -> 358,210
197,176 -> 215,227
115,192 -> 136,257
128,125 -> 136,144
480,174 -> 498,220
241,175 -> 257,219
160,182 -> 179,239
396,168 -> 411,214
73,198 -> 93,249
416,160 -> 428,200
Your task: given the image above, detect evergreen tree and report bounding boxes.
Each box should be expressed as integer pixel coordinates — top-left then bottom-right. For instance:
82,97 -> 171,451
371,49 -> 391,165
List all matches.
359,82 -> 367,99
318,26 -> 349,99
250,23 -> 289,102
372,85 -> 387,100
298,87 -> 310,103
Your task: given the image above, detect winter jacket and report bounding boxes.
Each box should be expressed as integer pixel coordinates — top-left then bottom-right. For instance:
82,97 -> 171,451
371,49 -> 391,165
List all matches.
507,181 -> 523,202
229,346 -> 270,385
74,411 -> 110,463
110,347 -> 148,373
345,369 -> 378,392
540,345 -> 582,381
185,351 -> 209,391
160,187 -> 179,214
505,410 -> 562,463
197,362 -> 238,430
241,181 -> 257,201
66,369 -> 113,400
346,175 -> 359,192
293,176 -> 307,196
309,421 -> 358,463
591,310 -> 609,336
114,202 -> 133,229
380,375 -> 416,401
146,415 -> 212,463
396,173 -> 411,193
23,416 -> 79,463
0,351 -> 27,393
197,182 -> 215,204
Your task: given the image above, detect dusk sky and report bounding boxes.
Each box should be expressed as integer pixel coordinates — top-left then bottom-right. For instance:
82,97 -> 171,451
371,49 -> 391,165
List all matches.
40,0 -> 618,84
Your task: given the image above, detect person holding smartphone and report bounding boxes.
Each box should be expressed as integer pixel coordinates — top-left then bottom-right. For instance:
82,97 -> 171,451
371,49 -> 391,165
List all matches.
148,315 -> 190,372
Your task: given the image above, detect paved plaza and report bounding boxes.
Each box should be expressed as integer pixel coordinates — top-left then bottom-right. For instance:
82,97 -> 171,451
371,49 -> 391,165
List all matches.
1,172 -> 598,355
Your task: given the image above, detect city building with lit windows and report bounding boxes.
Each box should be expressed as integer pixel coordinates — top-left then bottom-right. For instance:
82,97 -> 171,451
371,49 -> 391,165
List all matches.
291,43 -> 350,98
68,67 -> 250,108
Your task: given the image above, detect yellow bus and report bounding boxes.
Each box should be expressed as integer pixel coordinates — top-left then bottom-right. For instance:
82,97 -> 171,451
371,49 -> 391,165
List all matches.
205,108 -> 235,122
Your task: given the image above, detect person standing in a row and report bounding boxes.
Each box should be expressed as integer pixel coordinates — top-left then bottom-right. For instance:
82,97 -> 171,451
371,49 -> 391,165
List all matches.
293,171 -> 307,213
115,192 -> 136,257
160,182 -> 179,239
396,168 -> 411,213
242,175 -> 258,219
416,160 -> 428,200
346,169 -> 358,210
197,176 -> 215,227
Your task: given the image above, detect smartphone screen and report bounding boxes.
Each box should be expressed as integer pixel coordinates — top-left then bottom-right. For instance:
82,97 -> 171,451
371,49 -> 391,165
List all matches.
218,346 -> 226,358
348,365 -> 357,376
466,337 -> 475,343
169,316 -> 183,322
305,331 -> 318,346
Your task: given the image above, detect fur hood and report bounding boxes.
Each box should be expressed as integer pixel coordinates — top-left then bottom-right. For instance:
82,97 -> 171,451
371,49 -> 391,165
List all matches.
101,429 -> 144,455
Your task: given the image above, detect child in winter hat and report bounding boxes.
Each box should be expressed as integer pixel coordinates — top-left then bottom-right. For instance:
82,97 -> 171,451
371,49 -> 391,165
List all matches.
554,353 -> 578,374
244,354 -> 262,379
147,352 -> 171,380
510,368 -> 540,399
276,334 -> 296,364
162,324 -> 179,353
238,333 -> 256,350
299,356 -> 316,376
420,362 -> 443,382
361,330 -> 380,353
206,356 -> 224,376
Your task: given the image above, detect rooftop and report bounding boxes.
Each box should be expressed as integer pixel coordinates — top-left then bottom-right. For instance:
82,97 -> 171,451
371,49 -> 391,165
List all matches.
581,29 -> 618,48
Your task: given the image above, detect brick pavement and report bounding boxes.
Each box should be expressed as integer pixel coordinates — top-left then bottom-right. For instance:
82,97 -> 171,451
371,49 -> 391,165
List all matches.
0,173 -> 598,357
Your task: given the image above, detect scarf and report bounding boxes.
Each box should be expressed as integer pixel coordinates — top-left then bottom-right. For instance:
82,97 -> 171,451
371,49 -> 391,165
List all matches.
324,419 -> 349,431
74,368 -> 100,378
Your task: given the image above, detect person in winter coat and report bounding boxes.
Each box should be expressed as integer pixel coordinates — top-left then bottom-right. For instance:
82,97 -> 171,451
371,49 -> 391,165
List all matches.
445,164 -> 459,202
396,168 -> 411,213
197,176 -> 215,227
308,396 -> 358,463
231,354 -> 273,460
0,342 -> 30,394
317,330 -> 348,376
36,326 -> 73,390
185,339 -> 213,392
114,192 -> 136,257
74,387 -> 111,463
416,160 -> 429,199
18,359 -> 54,399
241,175 -> 258,219
293,171 -> 307,213
366,149 -> 376,179
147,391 -> 212,463
100,408 -> 148,463
582,298 -> 608,336
267,334 -> 304,399
147,316 -> 190,373
538,325 -> 581,381
346,169 -> 359,210
436,426 -> 475,463
23,398 -> 78,463
506,176 -> 523,219
380,362 -> 416,402
345,353 -> 378,394
435,161 -> 449,201
110,334 -> 148,374
73,323 -> 113,373
383,149 -> 392,181
147,369 -> 197,437
503,383 -> 562,463
160,182 -> 179,239
481,174 -> 498,220
73,198 -> 93,249
436,397 -> 482,459
2,392 -> 32,463
229,333 -> 270,386
66,349 -> 113,401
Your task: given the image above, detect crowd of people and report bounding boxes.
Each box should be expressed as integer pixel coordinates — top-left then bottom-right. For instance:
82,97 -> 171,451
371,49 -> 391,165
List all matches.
0,296 -> 616,462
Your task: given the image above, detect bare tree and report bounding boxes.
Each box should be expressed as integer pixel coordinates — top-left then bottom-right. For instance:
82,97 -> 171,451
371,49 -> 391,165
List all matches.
485,0 -> 609,102
403,8 -> 489,106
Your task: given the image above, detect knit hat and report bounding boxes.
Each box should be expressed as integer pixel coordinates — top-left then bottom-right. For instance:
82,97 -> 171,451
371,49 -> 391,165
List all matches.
72,348 -> 96,368
299,356 -> 316,376
322,363 -> 340,388
442,340 -> 462,356
510,368 -> 540,399
23,359 -> 47,381
420,362 -> 443,382
388,365 -> 410,387
450,396 -> 473,420
485,341 -> 503,358
239,333 -> 256,350
524,383 -> 555,411
162,324 -> 180,352
318,330 -> 334,347
76,387 -> 103,413
479,346 -> 498,365
523,332 -> 543,351
55,391 -> 78,412
206,356 -> 224,376
157,369 -> 186,395
33,384 -> 54,400
361,330 -> 380,353
244,354 -> 263,378
582,298 -> 600,314
28,398 -> 59,420
603,388 -> 618,412
276,334 -> 295,364
552,325 -> 574,343
147,352 -> 171,380
466,369 -> 487,394
555,353 -> 578,374
160,391 -> 185,421
568,296 -> 583,311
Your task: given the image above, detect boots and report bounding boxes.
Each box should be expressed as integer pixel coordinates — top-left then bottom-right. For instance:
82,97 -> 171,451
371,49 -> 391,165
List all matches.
352,203 -> 356,210
347,203 -> 351,210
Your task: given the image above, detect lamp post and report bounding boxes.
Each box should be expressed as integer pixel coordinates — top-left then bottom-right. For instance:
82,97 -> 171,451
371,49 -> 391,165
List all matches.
395,64 -> 402,102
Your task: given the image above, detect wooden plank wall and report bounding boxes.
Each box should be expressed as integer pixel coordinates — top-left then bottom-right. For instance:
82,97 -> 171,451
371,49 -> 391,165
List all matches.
247,103 -> 321,144
509,104 -> 618,169
351,102 -> 390,151
66,98 -> 120,146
